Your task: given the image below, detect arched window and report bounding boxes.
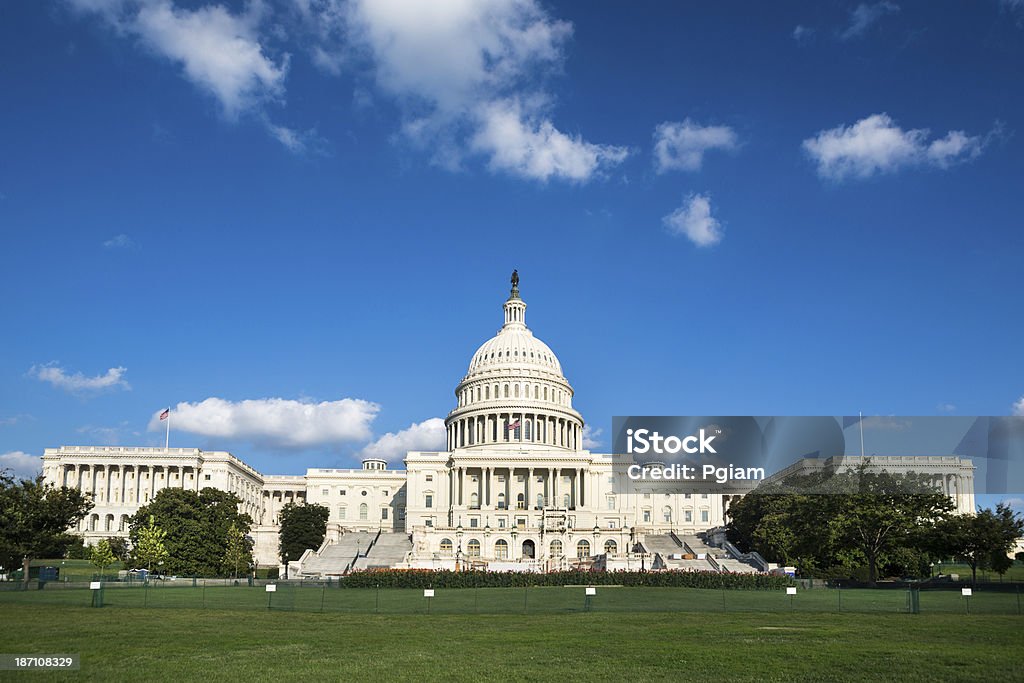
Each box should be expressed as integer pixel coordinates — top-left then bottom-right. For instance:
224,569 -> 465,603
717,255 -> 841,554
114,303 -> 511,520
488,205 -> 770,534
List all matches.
470,492 -> 479,508
359,503 -> 368,520
440,539 -> 453,556
119,514 -> 129,532
536,493 -> 544,509
544,387 -> 548,400
468,539 -> 481,557
485,386 -> 490,399
90,514 -> 99,531
503,384 -> 509,398
497,492 -> 507,510
550,540 -> 563,556
105,514 -> 114,531
663,506 -> 672,523
577,540 -> 591,558
494,539 -> 509,559
524,420 -> 532,441
525,385 -> 530,398
339,506 -> 347,519
604,540 -> 617,555
516,493 -> 525,510
514,384 -> 520,398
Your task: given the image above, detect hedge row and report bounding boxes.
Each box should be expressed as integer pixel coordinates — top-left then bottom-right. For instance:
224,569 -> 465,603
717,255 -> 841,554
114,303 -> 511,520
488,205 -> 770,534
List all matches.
342,569 -> 793,590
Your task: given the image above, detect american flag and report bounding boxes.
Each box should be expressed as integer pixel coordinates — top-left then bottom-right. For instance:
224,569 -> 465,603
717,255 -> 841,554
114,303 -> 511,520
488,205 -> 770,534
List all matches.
159,408 -> 169,421
507,420 -> 521,431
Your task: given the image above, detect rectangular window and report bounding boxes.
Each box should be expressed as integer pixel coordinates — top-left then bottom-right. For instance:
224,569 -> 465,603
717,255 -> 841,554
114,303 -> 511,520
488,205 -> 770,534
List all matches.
426,475 -> 433,482
382,490 -> 389,497
701,494 -> 708,499
398,507 -> 406,521
425,494 -> 433,508
426,518 -> 433,527
381,508 -> 388,520
339,507 -> 347,519
684,493 -> 691,499
685,510 -> 692,522
606,496 -> 615,510
340,490 -> 346,496
322,489 -> 329,496
643,510 -> 651,522
498,518 -> 507,528
608,521 -> 616,529
204,474 -> 211,481
470,518 -> 479,528
701,510 -> 709,522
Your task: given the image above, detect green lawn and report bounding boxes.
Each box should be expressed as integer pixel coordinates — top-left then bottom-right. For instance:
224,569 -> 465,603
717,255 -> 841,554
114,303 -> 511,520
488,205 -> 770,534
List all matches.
0,601 -> 1020,682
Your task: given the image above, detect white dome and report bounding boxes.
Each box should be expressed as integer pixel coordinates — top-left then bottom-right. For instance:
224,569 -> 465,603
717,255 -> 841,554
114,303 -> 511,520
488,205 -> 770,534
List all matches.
468,328 -> 562,376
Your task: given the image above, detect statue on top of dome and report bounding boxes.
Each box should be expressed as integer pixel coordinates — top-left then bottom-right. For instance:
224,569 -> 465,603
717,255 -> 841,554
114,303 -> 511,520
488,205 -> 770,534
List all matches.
511,269 -> 519,289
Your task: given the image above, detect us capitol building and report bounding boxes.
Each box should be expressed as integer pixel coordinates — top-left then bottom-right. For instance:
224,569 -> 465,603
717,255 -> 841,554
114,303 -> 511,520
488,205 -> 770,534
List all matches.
41,274 -> 976,576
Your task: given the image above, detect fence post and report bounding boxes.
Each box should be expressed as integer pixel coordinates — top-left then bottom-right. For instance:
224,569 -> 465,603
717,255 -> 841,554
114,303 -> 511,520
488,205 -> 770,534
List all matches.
838,584 -> 842,613
320,584 -> 326,614
523,585 -> 528,613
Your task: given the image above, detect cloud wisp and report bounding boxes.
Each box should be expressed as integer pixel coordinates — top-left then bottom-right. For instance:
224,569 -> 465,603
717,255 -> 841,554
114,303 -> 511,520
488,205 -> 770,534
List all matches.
803,113 -> 988,181
653,119 -> 738,173
30,363 -> 130,394
663,193 -> 723,247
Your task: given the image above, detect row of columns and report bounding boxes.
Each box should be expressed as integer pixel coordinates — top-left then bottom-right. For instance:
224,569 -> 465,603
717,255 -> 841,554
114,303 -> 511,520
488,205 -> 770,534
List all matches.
447,413 -> 581,450
448,466 -> 588,511
262,489 -> 306,525
62,463 -> 198,505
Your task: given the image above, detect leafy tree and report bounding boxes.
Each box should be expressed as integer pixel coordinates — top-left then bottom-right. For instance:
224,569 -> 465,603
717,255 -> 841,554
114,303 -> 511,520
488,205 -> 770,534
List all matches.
106,536 -> 129,563
938,504 -> 1024,586
278,502 -> 329,567
133,516 -> 169,572
90,539 -> 116,580
223,522 -> 253,579
726,464 -> 953,584
0,473 -> 93,587
129,488 -> 251,576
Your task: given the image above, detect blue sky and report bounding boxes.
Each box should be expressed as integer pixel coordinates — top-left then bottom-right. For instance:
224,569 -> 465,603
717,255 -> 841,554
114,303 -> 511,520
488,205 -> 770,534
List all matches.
1,1 -> 1022,506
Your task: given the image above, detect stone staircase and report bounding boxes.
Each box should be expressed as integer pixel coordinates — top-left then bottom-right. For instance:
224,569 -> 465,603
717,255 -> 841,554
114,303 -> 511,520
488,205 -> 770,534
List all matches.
352,533 -> 413,570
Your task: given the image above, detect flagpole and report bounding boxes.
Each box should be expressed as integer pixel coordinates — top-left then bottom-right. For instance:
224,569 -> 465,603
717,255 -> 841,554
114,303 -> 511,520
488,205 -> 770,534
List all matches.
859,411 -> 865,459
165,406 -> 170,452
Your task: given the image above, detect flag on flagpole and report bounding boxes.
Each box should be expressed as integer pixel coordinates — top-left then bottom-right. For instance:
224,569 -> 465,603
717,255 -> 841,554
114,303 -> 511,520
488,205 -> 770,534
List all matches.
159,408 -> 170,421
507,420 -> 521,431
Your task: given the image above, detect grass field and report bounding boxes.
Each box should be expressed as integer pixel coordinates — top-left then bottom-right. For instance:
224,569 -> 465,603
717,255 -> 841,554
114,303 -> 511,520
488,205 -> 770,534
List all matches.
0,601 -> 1021,682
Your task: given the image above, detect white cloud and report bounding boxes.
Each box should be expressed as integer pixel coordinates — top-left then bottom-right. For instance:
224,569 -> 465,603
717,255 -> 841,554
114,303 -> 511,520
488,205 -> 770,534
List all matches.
66,0 -> 294,145
324,0 -> 625,182
840,2 -> 899,40
103,233 -> 134,249
30,363 -> 130,393
472,99 -> 630,182
802,113 -> 985,180
936,403 -> 957,413
792,25 -> 814,42
653,119 -> 738,173
0,451 -> 42,481
148,397 -> 379,449
77,423 -> 133,445
663,193 -> 723,247
358,418 -> 447,462
1012,396 -> 1024,416
582,425 -> 602,450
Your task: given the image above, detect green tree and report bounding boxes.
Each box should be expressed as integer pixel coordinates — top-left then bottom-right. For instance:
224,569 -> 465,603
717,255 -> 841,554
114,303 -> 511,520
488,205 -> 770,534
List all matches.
938,504 -> 1024,586
89,539 -> 116,580
278,502 -> 329,568
133,516 -> 169,572
105,536 -> 129,563
129,488 -> 251,576
223,522 -> 253,579
0,473 -> 93,587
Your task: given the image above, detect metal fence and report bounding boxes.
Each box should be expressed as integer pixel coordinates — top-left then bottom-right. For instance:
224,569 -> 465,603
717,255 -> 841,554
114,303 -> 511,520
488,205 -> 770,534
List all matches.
1,580 -> 1021,616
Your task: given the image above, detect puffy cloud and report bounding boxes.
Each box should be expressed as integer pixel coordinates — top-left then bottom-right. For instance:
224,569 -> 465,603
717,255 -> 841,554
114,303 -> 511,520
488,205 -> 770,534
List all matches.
0,451 -> 42,481
103,233 -> 134,249
66,0 -> 291,140
472,100 -> 630,182
329,0 -> 625,181
802,113 -> 985,180
148,397 -> 379,449
582,425 -> 602,450
30,363 -> 130,393
358,418 -> 447,463
662,193 -> 723,247
840,2 -> 899,40
653,119 -> 738,173
1013,396 -> 1024,416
